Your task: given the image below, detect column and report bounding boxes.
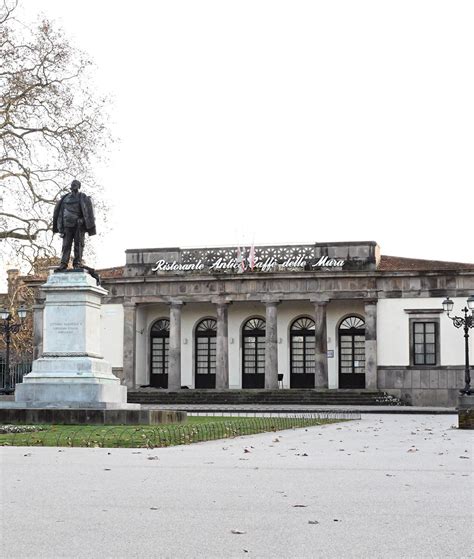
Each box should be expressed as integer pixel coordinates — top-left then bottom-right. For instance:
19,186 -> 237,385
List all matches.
32,298 -> 45,360
314,301 -> 328,388
168,301 -> 183,391
215,302 -> 229,389
122,302 -> 137,388
265,301 -> 279,389
364,300 -> 378,390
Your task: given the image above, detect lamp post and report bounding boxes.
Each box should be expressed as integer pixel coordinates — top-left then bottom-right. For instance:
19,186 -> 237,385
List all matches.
0,306 -> 27,395
442,296 -> 474,395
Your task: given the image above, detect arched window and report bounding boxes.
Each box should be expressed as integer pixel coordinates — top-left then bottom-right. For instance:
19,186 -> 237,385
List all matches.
290,317 -> 315,388
338,316 -> 366,388
242,318 -> 266,388
150,318 -> 170,388
195,318 -> 217,388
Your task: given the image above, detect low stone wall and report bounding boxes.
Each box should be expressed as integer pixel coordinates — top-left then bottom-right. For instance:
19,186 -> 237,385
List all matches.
378,367 -> 465,407
0,408 -> 187,425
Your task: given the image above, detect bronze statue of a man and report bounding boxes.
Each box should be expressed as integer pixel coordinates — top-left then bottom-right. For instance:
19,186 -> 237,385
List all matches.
52,180 -> 96,270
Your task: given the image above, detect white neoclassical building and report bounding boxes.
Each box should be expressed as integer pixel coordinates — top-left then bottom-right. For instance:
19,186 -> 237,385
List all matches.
29,241 -> 474,406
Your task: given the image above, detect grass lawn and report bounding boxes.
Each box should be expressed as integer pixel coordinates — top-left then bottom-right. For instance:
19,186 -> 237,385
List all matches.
0,415 -> 344,448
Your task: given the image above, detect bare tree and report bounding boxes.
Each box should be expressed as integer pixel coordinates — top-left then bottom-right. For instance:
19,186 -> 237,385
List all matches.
0,0 -> 110,269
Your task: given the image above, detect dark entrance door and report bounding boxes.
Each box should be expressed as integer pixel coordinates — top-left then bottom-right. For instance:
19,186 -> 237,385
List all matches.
338,316 -> 366,389
150,319 -> 169,388
195,319 -> 217,389
242,318 -> 265,388
290,317 -> 315,388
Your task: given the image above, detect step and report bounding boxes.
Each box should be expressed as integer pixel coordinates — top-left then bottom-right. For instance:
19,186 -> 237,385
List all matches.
127,389 -> 400,406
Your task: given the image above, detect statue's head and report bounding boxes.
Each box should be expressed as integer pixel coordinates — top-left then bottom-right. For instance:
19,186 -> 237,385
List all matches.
71,180 -> 81,192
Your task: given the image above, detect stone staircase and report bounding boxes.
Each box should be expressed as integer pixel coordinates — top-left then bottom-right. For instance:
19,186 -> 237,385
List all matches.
127,389 -> 402,406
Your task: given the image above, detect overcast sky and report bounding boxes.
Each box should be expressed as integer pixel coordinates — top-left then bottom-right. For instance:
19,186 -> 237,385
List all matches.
9,1 -> 474,274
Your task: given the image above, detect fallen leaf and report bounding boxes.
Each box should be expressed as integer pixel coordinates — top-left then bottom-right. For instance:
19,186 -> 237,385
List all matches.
293,504 -> 308,508
147,456 -> 159,461
150,507 -> 158,510
231,529 -> 246,534
104,468 -> 111,471
308,520 -> 320,525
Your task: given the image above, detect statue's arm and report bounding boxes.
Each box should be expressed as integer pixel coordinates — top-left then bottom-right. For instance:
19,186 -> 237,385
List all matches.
52,198 -> 64,234
82,194 -> 97,236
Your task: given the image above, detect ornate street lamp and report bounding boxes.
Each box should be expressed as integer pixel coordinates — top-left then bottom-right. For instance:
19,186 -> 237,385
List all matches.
442,296 -> 474,395
0,306 -> 28,395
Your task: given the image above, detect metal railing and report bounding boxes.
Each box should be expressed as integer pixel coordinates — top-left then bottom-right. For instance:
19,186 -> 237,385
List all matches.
0,414 -> 359,448
0,361 -> 32,391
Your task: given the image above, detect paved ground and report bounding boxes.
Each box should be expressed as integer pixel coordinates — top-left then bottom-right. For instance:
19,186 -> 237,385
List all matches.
0,414 -> 472,559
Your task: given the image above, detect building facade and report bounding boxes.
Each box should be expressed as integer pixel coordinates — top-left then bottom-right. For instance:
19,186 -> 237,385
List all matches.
29,241 -> 474,406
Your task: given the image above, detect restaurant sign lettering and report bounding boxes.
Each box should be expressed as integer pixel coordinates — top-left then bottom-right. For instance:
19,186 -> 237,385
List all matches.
152,246 -> 345,274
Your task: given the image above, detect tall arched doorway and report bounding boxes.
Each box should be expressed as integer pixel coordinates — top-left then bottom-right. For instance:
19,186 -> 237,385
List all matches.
338,316 -> 366,388
195,318 -> 217,389
242,318 -> 266,388
150,318 -> 170,388
290,317 -> 315,388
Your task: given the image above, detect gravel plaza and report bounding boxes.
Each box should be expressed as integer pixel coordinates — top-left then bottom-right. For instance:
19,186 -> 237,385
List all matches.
1,413 -> 472,559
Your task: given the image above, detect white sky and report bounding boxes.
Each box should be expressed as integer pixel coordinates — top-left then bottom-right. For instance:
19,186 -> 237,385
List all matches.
8,0 -> 474,274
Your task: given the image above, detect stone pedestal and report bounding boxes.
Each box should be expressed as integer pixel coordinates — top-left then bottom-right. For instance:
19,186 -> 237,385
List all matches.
457,394 -> 474,430
15,271 -> 137,409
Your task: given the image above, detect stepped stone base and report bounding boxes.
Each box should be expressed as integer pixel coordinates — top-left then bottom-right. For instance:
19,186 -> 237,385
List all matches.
15,379 -> 132,409
0,407 -> 186,425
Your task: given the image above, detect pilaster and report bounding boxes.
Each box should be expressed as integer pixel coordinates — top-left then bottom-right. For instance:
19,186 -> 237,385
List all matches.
365,299 -> 378,390
123,302 -> 137,388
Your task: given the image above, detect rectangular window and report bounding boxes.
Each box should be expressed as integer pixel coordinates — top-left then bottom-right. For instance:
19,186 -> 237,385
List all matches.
412,321 -> 438,366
